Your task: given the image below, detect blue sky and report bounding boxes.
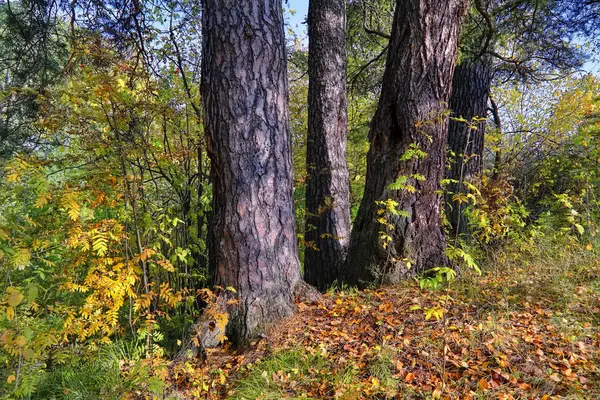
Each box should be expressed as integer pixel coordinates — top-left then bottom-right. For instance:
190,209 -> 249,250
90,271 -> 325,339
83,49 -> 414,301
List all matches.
286,0 -> 308,30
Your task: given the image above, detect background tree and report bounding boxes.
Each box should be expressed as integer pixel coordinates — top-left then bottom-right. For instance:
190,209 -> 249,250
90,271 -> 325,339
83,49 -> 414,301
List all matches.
0,0 -> 68,160
445,0 -> 600,235
304,0 -> 350,291
201,0 -> 305,344
345,0 -> 469,285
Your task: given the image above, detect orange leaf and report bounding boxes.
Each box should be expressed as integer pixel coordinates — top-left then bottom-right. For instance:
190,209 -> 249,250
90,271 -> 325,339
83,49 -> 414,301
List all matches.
518,383 -> 531,390
478,378 -> 490,390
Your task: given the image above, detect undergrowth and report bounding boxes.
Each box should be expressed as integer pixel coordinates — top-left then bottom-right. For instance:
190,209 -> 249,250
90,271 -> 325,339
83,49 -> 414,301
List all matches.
9,233 -> 598,400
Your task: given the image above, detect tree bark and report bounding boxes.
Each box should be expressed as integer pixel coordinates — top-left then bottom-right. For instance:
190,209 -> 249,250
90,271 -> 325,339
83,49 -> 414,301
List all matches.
345,0 -> 469,286
201,0 -> 303,345
304,0 -> 351,291
445,59 -> 493,236
490,96 -> 503,179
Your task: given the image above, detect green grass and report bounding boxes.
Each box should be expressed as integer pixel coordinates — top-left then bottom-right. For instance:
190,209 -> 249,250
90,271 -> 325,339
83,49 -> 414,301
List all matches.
229,349 -> 360,400
31,352 -> 122,400
29,340 -> 152,400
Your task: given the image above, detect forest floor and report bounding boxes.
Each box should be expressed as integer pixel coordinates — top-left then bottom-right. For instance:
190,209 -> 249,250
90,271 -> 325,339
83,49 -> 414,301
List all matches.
166,250 -> 600,399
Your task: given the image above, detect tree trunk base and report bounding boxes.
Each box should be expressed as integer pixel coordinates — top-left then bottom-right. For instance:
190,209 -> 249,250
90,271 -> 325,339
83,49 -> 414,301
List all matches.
293,280 -> 322,303
365,251 -> 450,286
176,280 -> 320,360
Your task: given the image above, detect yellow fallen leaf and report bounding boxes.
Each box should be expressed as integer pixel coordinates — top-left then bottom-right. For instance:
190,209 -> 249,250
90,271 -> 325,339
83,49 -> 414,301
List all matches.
395,360 -> 404,371
371,377 -> 380,388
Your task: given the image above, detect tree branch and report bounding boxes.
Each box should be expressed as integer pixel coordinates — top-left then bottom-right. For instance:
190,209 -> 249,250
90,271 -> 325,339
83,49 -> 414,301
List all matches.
348,44 -> 389,89
361,0 -> 391,39
474,0 -> 495,59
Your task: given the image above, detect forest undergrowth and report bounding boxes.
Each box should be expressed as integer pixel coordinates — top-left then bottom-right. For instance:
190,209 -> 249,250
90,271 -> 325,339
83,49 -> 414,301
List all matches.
161,239 -> 600,399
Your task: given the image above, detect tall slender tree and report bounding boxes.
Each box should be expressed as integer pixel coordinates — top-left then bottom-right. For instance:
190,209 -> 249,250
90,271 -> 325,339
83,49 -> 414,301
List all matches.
201,0 -> 304,344
303,0 -> 350,291
445,58 -> 493,235
345,0 -> 469,286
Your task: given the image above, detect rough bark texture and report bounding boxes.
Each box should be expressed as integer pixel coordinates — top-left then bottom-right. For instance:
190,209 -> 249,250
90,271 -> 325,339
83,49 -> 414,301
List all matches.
445,59 -> 493,235
201,0 -> 303,345
304,0 -> 351,291
345,0 -> 469,286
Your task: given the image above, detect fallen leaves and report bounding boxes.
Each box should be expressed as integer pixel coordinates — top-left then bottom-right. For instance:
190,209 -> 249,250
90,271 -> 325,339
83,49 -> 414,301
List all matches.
161,261 -> 600,399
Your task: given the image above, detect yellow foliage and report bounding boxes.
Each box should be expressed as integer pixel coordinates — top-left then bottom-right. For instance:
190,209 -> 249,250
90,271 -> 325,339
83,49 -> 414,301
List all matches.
5,307 -> 15,321
61,190 -> 81,221
156,259 -> 175,272
35,191 -> 52,208
11,248 -> 31,270
91,231 -> 108,257
5,157 -> 29,183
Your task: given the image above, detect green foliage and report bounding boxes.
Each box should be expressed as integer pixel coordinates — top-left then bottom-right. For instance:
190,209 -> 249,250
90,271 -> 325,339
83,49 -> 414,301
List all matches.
418,267 -> 457,291
18,340 -> 169,400
0,0 -> 69,160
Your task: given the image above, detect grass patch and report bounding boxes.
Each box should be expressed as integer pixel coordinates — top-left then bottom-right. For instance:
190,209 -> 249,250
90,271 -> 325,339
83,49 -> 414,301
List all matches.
29,341 -> 165,400
229,349 -> 361,400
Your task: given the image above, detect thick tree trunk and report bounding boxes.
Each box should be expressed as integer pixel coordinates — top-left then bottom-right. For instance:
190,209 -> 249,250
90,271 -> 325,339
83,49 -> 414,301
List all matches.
345,0 -> 468,286
201,0 -> 303,345
304,0 -> 351,291
445,59 -> 492,236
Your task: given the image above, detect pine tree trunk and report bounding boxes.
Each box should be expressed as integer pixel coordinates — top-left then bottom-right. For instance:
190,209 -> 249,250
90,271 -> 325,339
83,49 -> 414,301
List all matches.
201,0 -> 303,345
446,59 -> 492,236
304,0 -> 350,291
345,0 -> 469,286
